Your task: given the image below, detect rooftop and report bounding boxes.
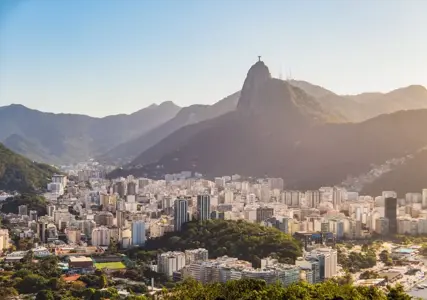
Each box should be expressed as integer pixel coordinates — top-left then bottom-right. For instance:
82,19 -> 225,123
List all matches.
69,256 -> 93,263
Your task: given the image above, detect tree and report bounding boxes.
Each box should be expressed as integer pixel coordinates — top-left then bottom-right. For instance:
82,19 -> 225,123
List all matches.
35,289 -> 54,300
15,273 -> 48,294
107,237 -> 119,254
387,285 -> 411,300
0,287 -> 18,299
71,280 -> 86,291
144,220 -> 302,267
99,274 -> 108,288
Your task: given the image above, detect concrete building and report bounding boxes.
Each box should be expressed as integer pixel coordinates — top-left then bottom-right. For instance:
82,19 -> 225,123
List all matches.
91,226 -> 110,246
423,189 -> 427,209
95,211 -> 114,227
385,197 -> 397,234
256,207 -> 274,222
18,205 -> 28,216
375,217 -> 389,235
158,251 -> 186,277
174,198 -> 189,231
185,248 -> 209,264
0,229 -> 10,252
131,220 -> 146,246
66,228 -> 82,244
307,248 -> 337,280
197,194 -> 211,221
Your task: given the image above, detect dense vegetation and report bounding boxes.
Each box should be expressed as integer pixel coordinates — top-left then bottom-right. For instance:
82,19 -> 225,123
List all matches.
337,245 -> 377,273
0,252 -> 148,300
0,143 -> 57,192
144,219 -> 302,267
1,193 -> 48,215
160,278 -> 411,300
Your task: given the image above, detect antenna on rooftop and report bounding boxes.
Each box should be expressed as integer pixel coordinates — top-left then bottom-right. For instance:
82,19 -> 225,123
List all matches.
279,64 -> 283,80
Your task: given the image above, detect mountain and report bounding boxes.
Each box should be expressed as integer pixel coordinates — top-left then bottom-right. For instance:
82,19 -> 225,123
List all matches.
99,92 -> 240,164
0,143 -> 58,192
109,60 -> 427,191
0,102 -> 180,164
288,80 -> 427,122
360,149 -> 427,197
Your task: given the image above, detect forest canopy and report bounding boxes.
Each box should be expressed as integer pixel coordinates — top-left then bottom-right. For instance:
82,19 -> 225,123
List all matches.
143,219 -> 302,267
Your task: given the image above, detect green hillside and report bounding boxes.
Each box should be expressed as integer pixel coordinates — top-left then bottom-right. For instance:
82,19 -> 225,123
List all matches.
0,143 -> 57,192
143,219 -> 302,267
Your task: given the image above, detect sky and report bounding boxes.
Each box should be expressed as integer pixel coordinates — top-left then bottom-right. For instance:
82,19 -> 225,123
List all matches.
0,0 -> 426,117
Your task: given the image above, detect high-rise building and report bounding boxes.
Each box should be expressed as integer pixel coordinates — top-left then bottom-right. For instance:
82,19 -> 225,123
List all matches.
127,181 -> 137,196
95,211 -> 114,227
114,181 -> 126,198
116,210 -> 126,228
29,210 -> 38,221
295,257 -> 320,283
268,178 -> 284,190
174,199 -> 189,231
131,220 -> 146,246
422,189 -> 427,209
375,217 -> 389,235
197,195 -> 211,221
47,205 -> 56,217
66,228 -> 81,244
305,191 -> 321,208
158,251 -> 186,277
91,226 -> 110,246
185,248 -> 209,264
332,188 -> 343,209
307,248 -> 337,280
256,207 -> 274,222
0,229 -> 9,252
18,205 -> 28,216
385,197 -> 397,234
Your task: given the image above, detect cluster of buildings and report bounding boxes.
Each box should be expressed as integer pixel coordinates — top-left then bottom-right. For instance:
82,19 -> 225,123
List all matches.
154,247 -> 337,285
4,160 -> 427,290
4,170 -> 427,252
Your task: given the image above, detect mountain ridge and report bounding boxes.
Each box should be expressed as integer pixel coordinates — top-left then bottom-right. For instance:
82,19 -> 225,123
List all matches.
0,101 -> 181,164
108,61 -> 427,194
0,143 -> 58,192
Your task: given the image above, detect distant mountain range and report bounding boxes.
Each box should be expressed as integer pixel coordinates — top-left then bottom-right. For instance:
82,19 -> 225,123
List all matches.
2,59 -> 427,195
0,102 -> 180,164
0,143 -> 57,192
108,60 -> 427,195
98,92 -> 241,164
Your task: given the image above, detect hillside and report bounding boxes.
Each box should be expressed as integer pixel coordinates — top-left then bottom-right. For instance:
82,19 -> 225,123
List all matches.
0,143 -> 57,192
109,60 -> 427,192
99,92 -> 240,164
289,80 -> 427,122
0,101 -> 180,164
143,219 -> 302,267
361,149 -> 427,197
165,278 -> 405,300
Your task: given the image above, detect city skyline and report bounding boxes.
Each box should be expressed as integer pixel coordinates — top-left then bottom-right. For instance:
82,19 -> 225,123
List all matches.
0,0 -> 426,117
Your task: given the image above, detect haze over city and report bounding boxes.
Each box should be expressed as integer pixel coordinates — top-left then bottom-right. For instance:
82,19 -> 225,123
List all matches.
0,0 -> 426,116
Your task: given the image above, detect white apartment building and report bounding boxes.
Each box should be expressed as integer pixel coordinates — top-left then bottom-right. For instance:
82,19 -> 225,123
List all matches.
0,229 -> 10,252
91,226 -> 110,246
158,251 -> 186,277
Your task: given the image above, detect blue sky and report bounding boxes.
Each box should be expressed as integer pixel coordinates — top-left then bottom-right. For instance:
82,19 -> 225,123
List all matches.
0,0 -> 426,117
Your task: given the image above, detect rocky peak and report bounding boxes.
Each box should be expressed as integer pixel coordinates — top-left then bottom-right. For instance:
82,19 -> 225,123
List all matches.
237,58 -> 272,111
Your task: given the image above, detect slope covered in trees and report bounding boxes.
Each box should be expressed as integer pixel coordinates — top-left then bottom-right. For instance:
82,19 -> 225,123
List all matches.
161,278 -> 410,300
0,143 -> 57,192
144,220 -> 302,267
1,193 -> 48,216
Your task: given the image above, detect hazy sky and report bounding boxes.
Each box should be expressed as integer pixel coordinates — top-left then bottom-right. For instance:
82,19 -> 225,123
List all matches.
0,0 -> 426,117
